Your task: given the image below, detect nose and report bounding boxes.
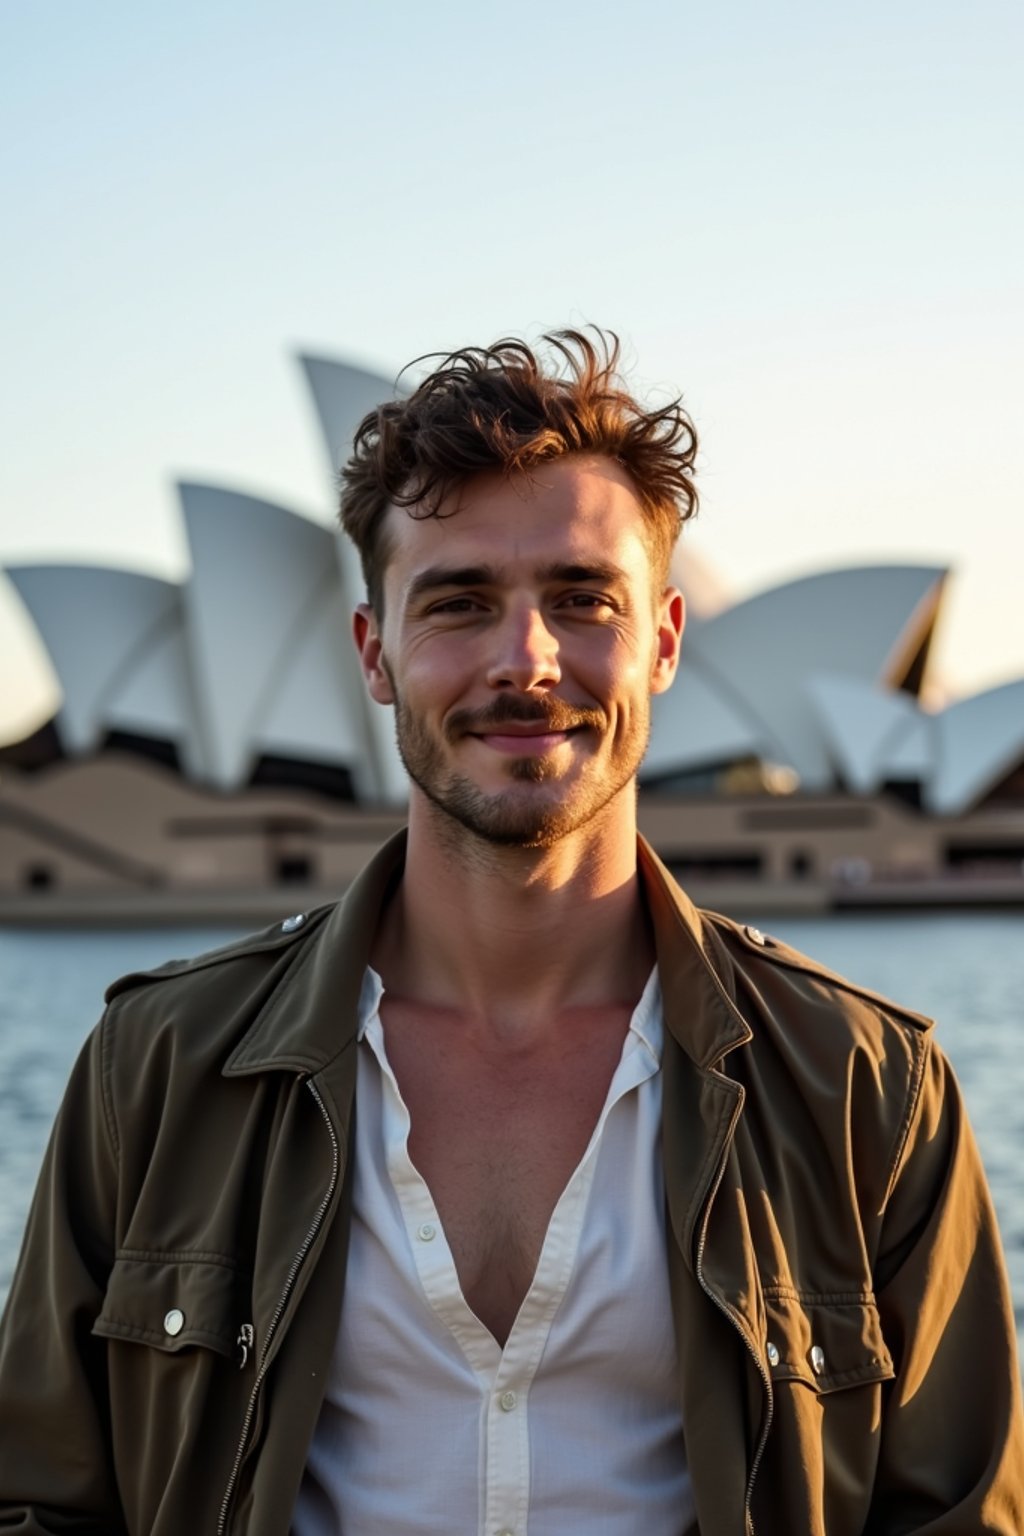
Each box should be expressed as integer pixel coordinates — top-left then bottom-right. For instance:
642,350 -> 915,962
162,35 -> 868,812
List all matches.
485,603 -> 561,692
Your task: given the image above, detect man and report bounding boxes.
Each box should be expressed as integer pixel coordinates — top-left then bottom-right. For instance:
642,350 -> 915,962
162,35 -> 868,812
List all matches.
0,330 -> 1021,1534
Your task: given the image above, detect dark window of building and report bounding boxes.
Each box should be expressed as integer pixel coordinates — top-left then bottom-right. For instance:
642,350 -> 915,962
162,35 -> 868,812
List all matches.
641,767 -> 722,796
0,718 -> 65,772
24,864 -> 55,891
975,758 -> 1024,809
275,854 -> 315,885
789,849 -> 814,879
882,779 -> 923,810
668,852 -> 763,880
101,730 -> 182,771
945,844 -> 1024,874
251,755 -> 356,802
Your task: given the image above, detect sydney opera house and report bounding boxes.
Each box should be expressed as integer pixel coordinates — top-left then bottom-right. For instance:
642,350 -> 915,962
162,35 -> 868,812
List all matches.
3,353 -> 1024,920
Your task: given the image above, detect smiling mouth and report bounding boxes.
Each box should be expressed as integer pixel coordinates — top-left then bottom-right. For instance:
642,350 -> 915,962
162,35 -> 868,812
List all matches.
474,727 -> 578,754
446,697 -> 605,752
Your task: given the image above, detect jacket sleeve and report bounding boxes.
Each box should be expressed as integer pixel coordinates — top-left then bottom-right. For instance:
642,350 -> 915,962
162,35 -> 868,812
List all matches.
0,1012 -> 127,1533
870,1034 -> 1024,1531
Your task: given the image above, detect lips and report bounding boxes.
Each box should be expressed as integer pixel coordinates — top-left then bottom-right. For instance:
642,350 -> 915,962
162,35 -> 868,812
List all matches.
476,722 -> 576,738
446,699 -> 604,744
476,727 -> 576,755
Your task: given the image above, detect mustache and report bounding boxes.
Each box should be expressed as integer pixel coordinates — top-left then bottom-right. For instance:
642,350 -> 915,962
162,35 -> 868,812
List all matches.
446,695 -> 606,741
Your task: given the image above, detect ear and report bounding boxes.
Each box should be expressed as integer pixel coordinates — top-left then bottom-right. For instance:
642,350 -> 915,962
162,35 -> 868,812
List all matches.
650,588 -> 685,694
353,604 -> 395,705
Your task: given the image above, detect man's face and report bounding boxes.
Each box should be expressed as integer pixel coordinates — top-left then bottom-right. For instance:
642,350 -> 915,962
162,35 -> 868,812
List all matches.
354,455 -> 684,849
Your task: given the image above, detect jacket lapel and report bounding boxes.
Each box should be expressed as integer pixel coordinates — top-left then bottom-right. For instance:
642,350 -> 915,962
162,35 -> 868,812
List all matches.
640,840 -> 769,1531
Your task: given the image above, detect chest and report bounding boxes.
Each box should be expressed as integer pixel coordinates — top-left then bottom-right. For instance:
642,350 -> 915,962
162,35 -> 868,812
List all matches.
379,1002 -> 632,1341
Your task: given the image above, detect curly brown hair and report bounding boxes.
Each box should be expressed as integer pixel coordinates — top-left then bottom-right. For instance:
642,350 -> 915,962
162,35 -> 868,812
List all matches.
338,328 -> 698,613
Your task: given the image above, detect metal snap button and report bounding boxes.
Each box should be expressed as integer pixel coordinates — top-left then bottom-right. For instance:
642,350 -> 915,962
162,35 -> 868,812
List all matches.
281,913 -> 306,933
163,1308 -> 185,1336
766,1341 -> 780,1367
810,1344 -> 826,1375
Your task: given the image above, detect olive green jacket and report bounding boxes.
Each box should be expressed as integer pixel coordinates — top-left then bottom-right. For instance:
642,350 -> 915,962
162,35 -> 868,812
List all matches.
0,834 -> 1021,1534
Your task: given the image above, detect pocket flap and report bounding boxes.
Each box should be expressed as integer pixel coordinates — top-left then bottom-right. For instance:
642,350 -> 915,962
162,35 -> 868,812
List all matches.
764,1290 -> 894,1393
93,1254 -> 243,1358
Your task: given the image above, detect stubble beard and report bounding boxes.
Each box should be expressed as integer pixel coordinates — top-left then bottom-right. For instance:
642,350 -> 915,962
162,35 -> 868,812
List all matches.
390,686 -> 651,850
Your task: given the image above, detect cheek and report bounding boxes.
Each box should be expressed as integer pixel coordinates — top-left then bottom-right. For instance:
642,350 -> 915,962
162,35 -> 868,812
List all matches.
389,636 -> 476,710
598,635 -> 657,697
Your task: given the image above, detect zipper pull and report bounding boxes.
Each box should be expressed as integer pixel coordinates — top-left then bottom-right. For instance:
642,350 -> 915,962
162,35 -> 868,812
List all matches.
236,1322 -> 255,1370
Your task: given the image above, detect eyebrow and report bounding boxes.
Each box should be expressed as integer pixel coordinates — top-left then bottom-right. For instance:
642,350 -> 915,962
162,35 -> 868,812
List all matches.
405,565 -> 499,604
404,559 -> 628,604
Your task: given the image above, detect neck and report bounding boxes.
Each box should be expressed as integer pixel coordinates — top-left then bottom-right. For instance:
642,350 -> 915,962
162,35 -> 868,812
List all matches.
372,787 -> 653,1037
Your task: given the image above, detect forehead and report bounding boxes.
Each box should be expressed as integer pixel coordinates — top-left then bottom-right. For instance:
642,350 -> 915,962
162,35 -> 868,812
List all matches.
382,456 -> 653,588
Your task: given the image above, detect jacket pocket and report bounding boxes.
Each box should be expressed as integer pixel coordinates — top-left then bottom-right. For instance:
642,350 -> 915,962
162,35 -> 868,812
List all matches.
762,1289 -> 894,1392
92,1252 -> 245,1359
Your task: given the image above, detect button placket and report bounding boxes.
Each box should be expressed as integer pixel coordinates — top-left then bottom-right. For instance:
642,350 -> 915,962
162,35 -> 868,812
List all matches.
485,1365 -> 529,1536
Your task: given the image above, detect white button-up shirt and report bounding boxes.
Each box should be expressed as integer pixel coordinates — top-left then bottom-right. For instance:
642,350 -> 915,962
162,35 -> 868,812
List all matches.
292,966 -> 693,1535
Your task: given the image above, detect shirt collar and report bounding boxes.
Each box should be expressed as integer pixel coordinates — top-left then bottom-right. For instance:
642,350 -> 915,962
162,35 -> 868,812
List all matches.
629,966 -> 663,1066
356,964 -> 385,1041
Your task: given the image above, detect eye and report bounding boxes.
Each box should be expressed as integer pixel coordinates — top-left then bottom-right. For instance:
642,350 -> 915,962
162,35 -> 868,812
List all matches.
427,595 -> 485,615
558,591 -> 616,613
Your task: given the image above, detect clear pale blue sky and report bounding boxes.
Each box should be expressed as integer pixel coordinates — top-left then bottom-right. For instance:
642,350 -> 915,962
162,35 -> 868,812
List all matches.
2,0 -> 1022,739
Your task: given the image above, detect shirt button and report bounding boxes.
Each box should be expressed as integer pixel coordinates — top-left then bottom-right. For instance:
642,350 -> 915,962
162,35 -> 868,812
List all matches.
281,913 -> 306,933
745,925 -> 768,946
417,1222 -> 436,1242
766,1341 -> 780,1367
499,1389 -> 517,1411
163,1308 -> 185,1336
810,1344 -> 826,1375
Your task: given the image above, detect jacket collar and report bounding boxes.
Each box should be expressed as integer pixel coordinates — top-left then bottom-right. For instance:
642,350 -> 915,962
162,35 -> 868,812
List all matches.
224,832 -> 407,1076
225,828 -> 751,1076
638,837 -> 752,1068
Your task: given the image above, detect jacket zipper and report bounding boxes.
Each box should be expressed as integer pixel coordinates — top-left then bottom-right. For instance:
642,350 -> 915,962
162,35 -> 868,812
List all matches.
216,1077 -> 341,1536
694,1089 -> 773,1536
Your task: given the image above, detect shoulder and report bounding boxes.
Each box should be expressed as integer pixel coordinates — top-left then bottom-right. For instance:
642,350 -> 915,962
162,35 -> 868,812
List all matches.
99,902 -> 336,1057
700,906 -> 934,1039
105,904 -> 333,1002
697,908 -> 935,1138
695,910 -> 942,1209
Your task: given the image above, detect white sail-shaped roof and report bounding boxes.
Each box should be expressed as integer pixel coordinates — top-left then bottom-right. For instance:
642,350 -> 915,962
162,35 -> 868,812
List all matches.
254,572 -> 370,774
299,355 -> 399,477
647,658 -> 765,777
178,484 -> 376,793
6,565 -> 199,764
926,680 -> 1024,814
879,713 -> 934,782
806,674 -> 925,793
684,566 -> 946,789
299,355 -> 410,802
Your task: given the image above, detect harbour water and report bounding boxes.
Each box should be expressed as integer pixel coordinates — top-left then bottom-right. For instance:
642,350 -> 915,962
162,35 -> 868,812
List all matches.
1,912 -> 1022,1363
